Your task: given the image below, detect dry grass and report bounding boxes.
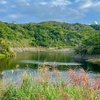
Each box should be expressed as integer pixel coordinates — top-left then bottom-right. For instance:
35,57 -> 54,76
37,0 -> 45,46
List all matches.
0,65 -> 100,100
87,58 -> 100,65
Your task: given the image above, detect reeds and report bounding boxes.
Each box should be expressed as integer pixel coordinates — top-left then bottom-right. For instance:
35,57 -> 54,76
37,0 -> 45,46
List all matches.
0,65 -> 100,100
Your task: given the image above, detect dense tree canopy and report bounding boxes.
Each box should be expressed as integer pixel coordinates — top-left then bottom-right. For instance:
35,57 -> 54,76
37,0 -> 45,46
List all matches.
0,39 -> 15,57
0,21 -> 100,54
75,34 -> 100,55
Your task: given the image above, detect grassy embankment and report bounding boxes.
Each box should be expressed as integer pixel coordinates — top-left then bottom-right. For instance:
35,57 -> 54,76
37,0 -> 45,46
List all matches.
87,58 -> 100,65
0,66 -> 100,100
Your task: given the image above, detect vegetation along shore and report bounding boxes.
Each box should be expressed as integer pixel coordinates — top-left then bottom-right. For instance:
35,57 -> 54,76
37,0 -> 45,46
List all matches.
0,21 -> 100,62
0,39 -> 15,59
0,21 -> 100,100
0,66 -> 100,100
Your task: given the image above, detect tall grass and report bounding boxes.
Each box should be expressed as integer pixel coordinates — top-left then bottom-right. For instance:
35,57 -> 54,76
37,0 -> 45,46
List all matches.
0,66 -> 100,100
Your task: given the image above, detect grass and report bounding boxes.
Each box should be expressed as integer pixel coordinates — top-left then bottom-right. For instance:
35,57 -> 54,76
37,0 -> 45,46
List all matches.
0,66 -> 100,100
87,58 -> 100,65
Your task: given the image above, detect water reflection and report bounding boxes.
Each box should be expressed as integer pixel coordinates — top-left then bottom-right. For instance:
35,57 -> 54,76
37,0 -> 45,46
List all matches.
1,68 -> 99,84
0,69 -> 37,84
0,51 -> 100,73
20,60 -> 82,66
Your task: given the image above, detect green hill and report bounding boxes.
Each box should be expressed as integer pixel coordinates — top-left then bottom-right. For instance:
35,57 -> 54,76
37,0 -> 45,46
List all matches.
0,21 -> 100,54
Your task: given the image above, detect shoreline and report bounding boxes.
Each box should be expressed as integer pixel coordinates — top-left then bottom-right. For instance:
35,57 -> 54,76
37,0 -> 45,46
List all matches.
72,54 -> 100,60
10,47 -> 100,65
10,47 -> 73,52
72,54 -> 100,65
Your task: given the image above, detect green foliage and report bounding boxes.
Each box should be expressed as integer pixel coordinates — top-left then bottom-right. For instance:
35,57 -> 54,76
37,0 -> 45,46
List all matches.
0,21 -> 100,54
0,39 -> 15,57
90,24 -> 100,30
0,68 -> 100,100
75,34 -> 100,55
0,39 -> 10,54
0,54 -> 5,59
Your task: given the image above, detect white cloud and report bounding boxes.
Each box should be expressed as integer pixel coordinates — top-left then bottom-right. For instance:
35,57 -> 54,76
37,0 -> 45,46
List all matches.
39,0 -> 72,7
94,1 -> 100,6
51,0 -> 72,6
17,0 -> 30,6
18,0 -> 30,2
75,0 -> 83,3
0,0 -> 7,4
26,3 -> 30,6
78,0 -> 92,9
7,14 -> 21,19
40,2 -> 47,5
1,0 -> 100,23
10,5 -> 17,8
77,0 -> 100,10
12,0 -> 84,22
93,1 -> 100,10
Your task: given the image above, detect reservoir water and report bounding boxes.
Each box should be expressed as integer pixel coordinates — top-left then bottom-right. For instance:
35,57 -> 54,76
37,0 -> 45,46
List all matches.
0,51 -> 100,82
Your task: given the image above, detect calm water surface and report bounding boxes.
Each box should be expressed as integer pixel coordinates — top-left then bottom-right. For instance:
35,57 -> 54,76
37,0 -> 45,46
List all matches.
0,51 -> 100,81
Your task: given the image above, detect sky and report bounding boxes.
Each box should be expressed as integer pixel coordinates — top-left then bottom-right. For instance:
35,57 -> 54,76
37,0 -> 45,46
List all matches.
0,0 -> 100,24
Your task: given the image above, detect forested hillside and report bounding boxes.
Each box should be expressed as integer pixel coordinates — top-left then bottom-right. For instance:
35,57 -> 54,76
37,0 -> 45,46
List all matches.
0,39 -> 15,58
0,21 -> 100,54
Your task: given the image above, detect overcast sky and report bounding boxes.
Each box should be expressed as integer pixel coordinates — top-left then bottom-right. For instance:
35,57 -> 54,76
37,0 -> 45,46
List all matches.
0,0 -> 100,24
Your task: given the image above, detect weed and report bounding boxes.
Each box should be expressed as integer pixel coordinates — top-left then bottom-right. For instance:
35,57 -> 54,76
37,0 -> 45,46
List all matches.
0,66 -> 100,100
